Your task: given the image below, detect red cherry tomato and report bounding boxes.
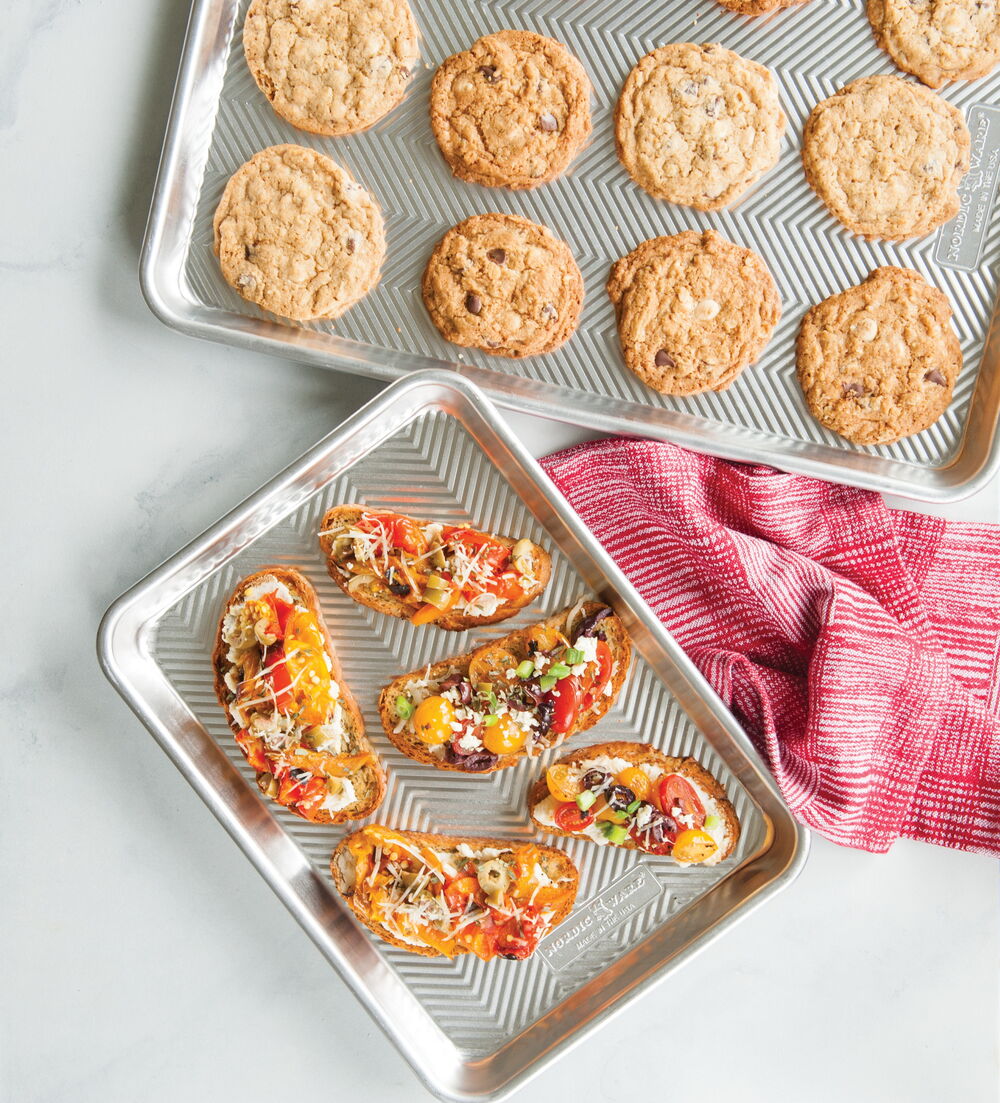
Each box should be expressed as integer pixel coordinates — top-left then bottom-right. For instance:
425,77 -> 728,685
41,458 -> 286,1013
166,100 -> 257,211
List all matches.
656,774 -> 706,828
265,644 -> 294,710
580,639 -> 613,708
264,593 -> 294,639
553,801 -> 595,832
444,528 -> 511,571
358,512 -> 426,555
443,865 -> 482,911
627,815 -> 679,855
234,729 -> 269,773
546,675 -> 583,734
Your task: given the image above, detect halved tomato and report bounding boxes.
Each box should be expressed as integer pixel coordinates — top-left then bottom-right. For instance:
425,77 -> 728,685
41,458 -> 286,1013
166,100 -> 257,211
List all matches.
580,639 -> 613,708
656,774 -> 706,828
553,801 -> 595,832
546,675 -> 583,734
358,512 -> 426,556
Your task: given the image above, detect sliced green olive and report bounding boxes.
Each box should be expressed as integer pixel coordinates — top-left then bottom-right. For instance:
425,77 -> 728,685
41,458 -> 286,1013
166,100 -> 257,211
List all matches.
511,538 -> 534,573
257,772 -> 278,798
331,535 -> 354,562
421,587 -> 452,610
430,545 -> 447,570
477,858 -> 512,899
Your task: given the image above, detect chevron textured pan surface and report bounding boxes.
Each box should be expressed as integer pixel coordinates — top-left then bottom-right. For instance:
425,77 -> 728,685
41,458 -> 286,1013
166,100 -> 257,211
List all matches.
152,407 -> 764,1057
180,0 -> 1000,474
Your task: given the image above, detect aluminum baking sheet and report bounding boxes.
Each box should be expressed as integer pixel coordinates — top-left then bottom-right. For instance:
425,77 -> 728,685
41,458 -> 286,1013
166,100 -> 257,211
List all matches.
99,371 -> 806,1101
141,0 -> 1000,501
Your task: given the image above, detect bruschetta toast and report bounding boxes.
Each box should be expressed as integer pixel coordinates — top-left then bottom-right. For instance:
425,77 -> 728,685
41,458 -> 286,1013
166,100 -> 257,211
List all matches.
318,505 -> 550,630
212,566 -> 385,823
331,826 -> 578,960
528,741 -> 739,866
378,601 -> 631,773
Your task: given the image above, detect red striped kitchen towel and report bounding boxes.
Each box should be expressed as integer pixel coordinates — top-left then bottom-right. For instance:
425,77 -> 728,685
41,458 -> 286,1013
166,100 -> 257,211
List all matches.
541,437 -> 1000,855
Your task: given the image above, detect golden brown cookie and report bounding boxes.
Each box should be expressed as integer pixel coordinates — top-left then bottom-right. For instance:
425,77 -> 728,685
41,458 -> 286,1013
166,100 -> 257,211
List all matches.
802,74 -> 970,240
614,42 -> 786,210
422,213 -> 583,358
868,0 -> 1000,87
796,267 -> 962,446
716,0 -> 810,11
213,145 -> 385,322
429,30 -> 592,190
607,230 -> 781,396
243,0 -> 420,136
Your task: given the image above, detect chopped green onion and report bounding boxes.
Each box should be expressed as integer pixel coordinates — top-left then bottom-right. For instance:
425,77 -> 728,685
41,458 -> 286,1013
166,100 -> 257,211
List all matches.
576,790 -> 597,812
538,674 -> 558,692
626,799 -> 642,814
482,714 -> 499,727
395,695 -> 414,721
547,662 -> 571,679
704,813 -> 721,829
564,648 -> 585,666
515,659 -> 535,679
599,822 -> 628,845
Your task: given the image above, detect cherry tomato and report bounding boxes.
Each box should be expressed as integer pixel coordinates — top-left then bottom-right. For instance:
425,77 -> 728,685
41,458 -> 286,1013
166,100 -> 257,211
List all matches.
358,512 -> 426,556
671,828 -> 718,864
264,644 -> 294,710
553,801 -> 595,832
628,823 -> 676,855
580,639 -> 613,708
443,865 -> 481,910
444,528 -> 510,571
283,609 -> 336,725
656,774 -> 706,827
411,695 -> 456,745
293,776 -> 329,819
482,715 -> 527,755
546,675 -> 582,734
545,764 -> 582,803
616,766 -> 651,802
265,593 -> 294,639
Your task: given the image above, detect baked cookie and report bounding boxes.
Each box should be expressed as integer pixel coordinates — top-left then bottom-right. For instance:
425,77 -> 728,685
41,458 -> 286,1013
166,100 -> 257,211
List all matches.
716,0 -> 810,15
422,214 -> 583,357
243,0 -> 419,136
429,30 -> 592,190
213,145 -> 385,321
796,267 -> 961,446
802,75 -> 970,240
615,42 -> 785,210
868,0 -> 1000,87
607,230 -> 781,396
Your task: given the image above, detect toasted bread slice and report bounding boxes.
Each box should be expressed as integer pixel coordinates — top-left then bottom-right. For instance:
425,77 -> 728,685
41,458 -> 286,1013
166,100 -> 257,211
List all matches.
378,602 -> 632,773
318,504 -> 551,631
528,741 -> 740,865
331,827 -> 578,959
212,566 -> 385,823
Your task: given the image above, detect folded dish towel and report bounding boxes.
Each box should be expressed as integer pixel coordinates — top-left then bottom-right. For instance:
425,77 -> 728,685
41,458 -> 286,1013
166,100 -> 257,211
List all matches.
541,438 -> 1000,856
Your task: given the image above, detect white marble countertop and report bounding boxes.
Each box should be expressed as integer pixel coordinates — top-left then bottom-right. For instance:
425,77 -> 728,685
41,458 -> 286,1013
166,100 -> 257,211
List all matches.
4,3 -> 998,1101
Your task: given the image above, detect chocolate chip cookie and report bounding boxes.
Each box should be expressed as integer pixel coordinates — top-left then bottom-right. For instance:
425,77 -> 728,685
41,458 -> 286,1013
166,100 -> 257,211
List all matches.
213,145 -> 385,321
716,0 -> 810,15
868,0 -> 1000,87
802,75 -> 970,240
796,267 -> 962,446
607,230 -> 781,396
429,30 -> 592,190
422,214 -> 583,357
243,0 -> 419,136
615,42 -> 786,210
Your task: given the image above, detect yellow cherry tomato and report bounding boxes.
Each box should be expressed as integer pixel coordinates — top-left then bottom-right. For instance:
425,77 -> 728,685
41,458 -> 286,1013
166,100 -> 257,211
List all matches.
283,609 -> 337,726
545,764 -> 582,803
616,766 -> 651,802
411,695 -> 456,745
671,828 -> 719,864
482,715 -> 527,755
594,799 -> 628,825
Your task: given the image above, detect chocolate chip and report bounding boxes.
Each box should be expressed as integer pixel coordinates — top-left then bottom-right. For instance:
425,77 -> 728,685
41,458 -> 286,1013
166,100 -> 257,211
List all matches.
705,96 -> 724,118
539,112 -> 558,132
244,245 -> 253,260
486,248 -> 506,265
465,292 -> 482,315
924,369 -> 947,386
540,303 -> 558,322
654,349 -> 675,368
842,382 -> 866,397
346,237 -> 355,255
479,65 -> 499,83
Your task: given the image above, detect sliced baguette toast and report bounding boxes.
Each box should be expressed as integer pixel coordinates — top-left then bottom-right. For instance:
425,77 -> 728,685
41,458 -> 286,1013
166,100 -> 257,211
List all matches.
212,566 -> 385,823
378,601 -> 631,773
331,828 -> 578,959
528,740 -> 740,863
318,504 -> 551,631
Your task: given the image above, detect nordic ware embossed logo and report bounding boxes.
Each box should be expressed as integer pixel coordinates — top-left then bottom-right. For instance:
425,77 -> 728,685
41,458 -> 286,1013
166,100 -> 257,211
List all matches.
935,105 -> 1000,272
538,866 -> 661,971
